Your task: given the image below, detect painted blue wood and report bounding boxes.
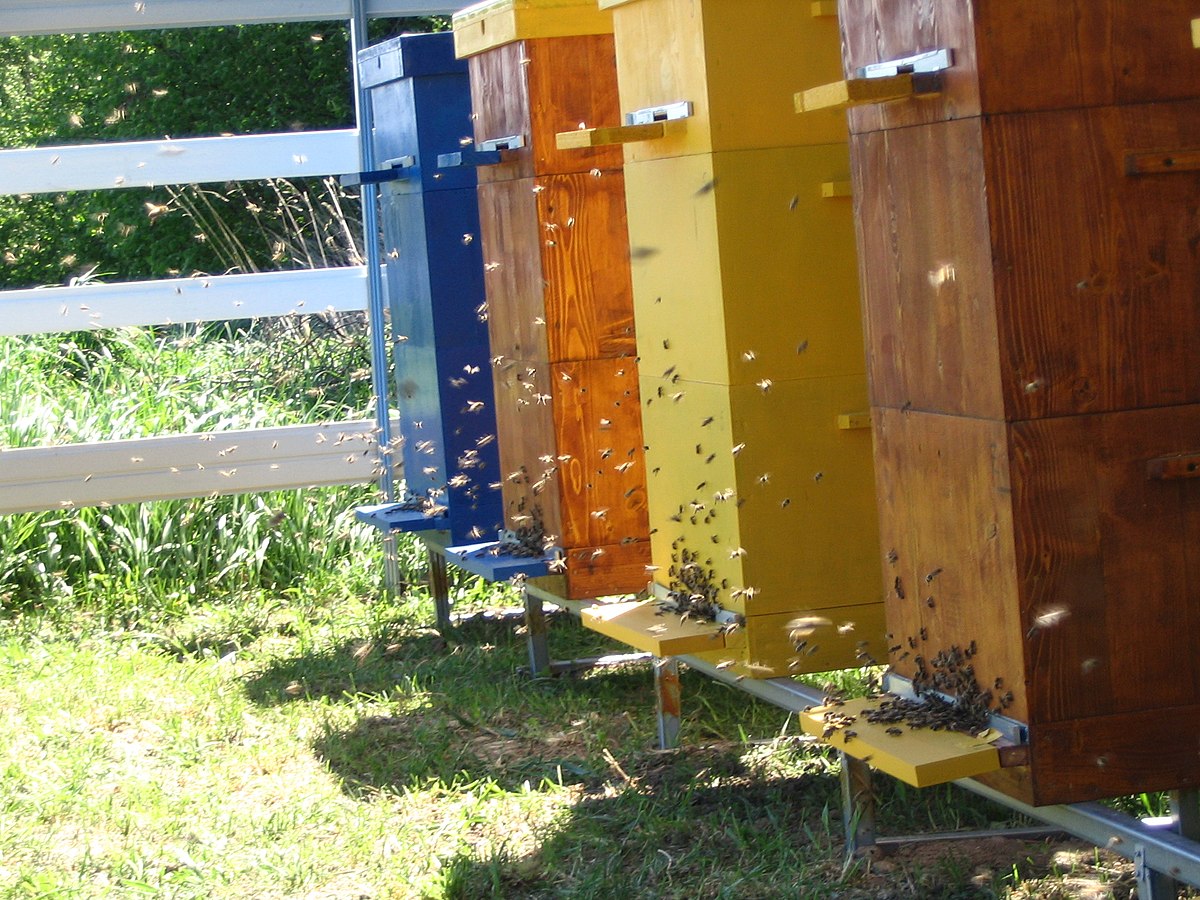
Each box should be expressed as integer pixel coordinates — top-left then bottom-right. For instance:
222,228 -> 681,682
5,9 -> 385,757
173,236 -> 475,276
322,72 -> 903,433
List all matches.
354,503 -> 447,532
361,32 -> 503,545
442,541 -> 552,581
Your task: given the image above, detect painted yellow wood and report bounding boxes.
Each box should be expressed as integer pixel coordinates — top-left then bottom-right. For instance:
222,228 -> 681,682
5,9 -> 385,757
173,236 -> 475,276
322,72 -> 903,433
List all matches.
800,698 -> 1004,787
795,73 -> 917,113
1192,17 -> 1200,48
691,602 -> 887,678
554,121 -> 667,149
837,411 -> 871,430
604,0 -> 846,161
821,179 -> 853,198
625,147 -> 863,387
810,0 -> 838,16
639,374 -> 879,619
581,598 -> 730,655
452,0 -> 612,59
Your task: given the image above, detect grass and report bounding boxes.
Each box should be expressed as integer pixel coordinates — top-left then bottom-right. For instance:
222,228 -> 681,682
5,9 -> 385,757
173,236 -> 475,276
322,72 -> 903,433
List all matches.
0,578 -> 1157,899
0,318 -> 1176,899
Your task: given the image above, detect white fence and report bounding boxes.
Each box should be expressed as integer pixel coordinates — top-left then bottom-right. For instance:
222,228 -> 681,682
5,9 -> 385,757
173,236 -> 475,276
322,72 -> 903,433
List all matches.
0,0 -> 459,515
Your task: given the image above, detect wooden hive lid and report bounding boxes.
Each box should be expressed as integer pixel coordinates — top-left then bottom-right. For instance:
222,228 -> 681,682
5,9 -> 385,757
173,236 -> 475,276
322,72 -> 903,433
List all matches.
453,0 -> 613,59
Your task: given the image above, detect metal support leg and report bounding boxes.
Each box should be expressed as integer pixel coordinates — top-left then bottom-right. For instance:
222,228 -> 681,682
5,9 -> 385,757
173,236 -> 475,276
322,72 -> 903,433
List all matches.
426,543 -> 451,633
655,657 -> 682,750
523,585 -> 551,676
1137,843 -> 1179,900
840,751 -> 877,859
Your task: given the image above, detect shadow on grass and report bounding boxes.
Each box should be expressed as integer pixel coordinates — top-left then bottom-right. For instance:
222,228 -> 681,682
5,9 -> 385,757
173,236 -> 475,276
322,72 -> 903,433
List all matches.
245,612 -> 669,793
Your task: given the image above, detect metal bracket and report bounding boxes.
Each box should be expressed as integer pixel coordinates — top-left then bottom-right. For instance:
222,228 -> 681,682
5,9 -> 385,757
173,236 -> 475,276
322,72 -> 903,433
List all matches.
478,133 -> 525,152
338,154 -> 416,187
882,671 -> 1028,745
856,47 -> 954,80
624,100 -> 693,127
437,134 -> 524,168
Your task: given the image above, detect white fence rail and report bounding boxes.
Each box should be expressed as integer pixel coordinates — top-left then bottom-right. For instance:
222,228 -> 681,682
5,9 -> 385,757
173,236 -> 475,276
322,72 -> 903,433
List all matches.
0,267 -> 371,336
0,420 -> 382,514
0,0 -> 421,513
0,130 -> 360,196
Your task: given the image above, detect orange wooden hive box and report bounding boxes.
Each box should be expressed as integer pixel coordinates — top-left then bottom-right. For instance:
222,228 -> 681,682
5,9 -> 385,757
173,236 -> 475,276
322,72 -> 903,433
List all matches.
448,0 -> 650,599
802,0 -> 1200,805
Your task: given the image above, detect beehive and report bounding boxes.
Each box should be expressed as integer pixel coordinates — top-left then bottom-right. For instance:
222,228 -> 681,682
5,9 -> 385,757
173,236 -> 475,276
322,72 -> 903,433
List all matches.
572,0 -> 883,679
450,0 -> 650,598
820,0 -> 1200,804
356,32 -> 503,545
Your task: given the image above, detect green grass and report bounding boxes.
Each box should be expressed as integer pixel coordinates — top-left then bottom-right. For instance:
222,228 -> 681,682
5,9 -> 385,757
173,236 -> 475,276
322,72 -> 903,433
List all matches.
0,324 -> 1173,898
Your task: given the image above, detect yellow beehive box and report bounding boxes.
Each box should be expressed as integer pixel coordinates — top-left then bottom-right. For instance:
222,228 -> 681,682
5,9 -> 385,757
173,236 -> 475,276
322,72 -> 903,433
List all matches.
453,0 -> 612,58
637,374 -> 879,618
625,145 -> 862,388
565,0 -> 846,160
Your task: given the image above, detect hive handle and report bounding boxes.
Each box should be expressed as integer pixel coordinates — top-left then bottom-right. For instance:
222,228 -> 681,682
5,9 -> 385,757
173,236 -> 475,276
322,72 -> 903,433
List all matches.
1126,149 -> 1200,176
555,122 -> 667,150
1147,452 -> 1200,480
795,71 -> 938,113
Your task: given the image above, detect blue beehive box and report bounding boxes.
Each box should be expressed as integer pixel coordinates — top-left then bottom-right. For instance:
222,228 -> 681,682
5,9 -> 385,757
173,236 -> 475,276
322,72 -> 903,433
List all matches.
355,32 -> 503,544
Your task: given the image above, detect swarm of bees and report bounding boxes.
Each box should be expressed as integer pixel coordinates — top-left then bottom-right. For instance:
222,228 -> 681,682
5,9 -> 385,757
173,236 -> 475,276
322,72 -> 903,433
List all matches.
656,544 -> 724,623
863,641 -> 996,736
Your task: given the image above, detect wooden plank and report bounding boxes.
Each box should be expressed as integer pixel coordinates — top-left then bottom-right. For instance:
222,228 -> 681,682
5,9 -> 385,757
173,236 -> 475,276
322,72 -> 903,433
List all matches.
986,101 -> 1200,419
795,73 -> 918,113
467,35 -> 623,183
872,408 -> 1028,724
0,267 -> 370,336
0,420 -> 381,513
625,146 -> 863,388
0,130 -> 360,197
801,697 -> 1003,788
1011,406 -> 1200,725
442,539 -> 552,580
608,0 -> 845,162
554,122 -> 665,149
452,0 -> 612,59
582,598 -> 728,656
1032,703 -> 1200,805
0,1 -> 457,36
840,0 -> 1200,135
852,118 -> 1005,418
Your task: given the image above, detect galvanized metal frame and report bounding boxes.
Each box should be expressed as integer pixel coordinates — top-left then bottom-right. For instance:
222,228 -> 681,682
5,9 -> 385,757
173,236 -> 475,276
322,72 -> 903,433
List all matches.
672,656 -> 1200,893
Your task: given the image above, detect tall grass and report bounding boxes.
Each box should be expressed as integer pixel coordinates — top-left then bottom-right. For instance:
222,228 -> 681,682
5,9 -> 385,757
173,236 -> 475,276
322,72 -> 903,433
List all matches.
0,322 -> 394,621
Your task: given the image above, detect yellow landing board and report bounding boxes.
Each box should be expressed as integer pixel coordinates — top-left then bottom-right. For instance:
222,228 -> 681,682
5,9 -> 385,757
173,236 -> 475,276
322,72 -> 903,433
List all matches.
801,698 -> 1003,788
582,598 -> 727,656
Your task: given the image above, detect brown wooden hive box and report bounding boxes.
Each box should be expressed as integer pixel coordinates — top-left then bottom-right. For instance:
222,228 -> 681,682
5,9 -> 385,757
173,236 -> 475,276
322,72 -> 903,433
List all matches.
458,16 -> 649,598
837,0 -> 1200,804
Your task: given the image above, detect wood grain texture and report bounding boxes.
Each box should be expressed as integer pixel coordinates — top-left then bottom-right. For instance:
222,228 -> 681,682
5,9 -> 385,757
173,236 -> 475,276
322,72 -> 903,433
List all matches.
538,170 -> 638,360
551,357 -> 648,550
478,173 -> 636,364
1031,702 -> 1200,805
468,35 -> 623,183
1011,407 -> 1200,725
988,101 -> 1200,419
563,537 -> 651,598
872,408 -> 1027,723
852,119 -> 1004,418
609,0 -> 846,162
839,0 -> 1200,135
491,359 -> 563,541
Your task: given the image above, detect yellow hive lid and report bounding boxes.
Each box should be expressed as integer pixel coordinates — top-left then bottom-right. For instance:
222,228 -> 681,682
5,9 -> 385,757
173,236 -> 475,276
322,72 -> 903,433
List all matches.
453,0 -> 613,58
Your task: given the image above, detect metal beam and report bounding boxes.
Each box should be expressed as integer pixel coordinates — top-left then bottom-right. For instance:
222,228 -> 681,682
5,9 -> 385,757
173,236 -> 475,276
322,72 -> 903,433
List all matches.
0,2 -> 461,36
0,130 -> 360,196
0,266 -> 371,336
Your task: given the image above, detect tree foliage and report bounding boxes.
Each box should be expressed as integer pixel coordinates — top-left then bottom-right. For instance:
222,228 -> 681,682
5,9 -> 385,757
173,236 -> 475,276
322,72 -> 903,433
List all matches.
0,17 -> 446,288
